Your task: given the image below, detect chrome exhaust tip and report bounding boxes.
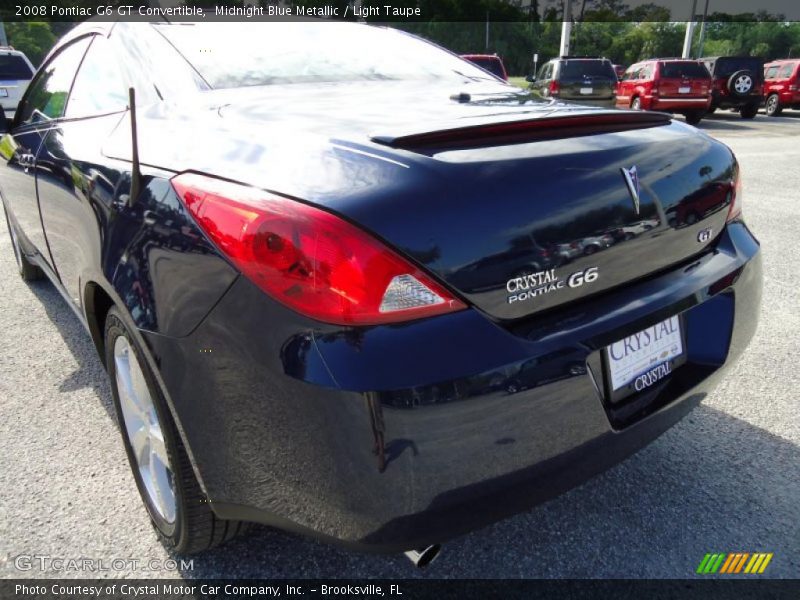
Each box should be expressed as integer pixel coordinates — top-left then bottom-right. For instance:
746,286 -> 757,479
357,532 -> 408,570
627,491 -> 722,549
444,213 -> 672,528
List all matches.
403,544 -> 442,568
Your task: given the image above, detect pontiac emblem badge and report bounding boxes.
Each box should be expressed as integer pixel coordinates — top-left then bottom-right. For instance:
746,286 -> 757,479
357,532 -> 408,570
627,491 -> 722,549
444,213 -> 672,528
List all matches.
620,166 -> 641,215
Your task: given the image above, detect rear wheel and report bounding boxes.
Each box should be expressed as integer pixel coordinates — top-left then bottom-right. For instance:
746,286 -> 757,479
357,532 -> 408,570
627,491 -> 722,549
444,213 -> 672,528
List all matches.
684,111 -> 704,125
105,307 -> 247,553
740,103 -> 759,119
765,94 -> 782,117
3,202 -> 43,281
631,97 -> 641,110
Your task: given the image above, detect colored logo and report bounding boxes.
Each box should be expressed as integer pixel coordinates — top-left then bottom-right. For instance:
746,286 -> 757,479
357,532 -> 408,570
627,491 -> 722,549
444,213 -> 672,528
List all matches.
696,552 -> 773,574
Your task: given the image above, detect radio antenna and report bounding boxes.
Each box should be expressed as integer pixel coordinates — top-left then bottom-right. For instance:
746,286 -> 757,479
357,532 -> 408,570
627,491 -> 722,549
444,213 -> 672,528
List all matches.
128,87 -> 141,207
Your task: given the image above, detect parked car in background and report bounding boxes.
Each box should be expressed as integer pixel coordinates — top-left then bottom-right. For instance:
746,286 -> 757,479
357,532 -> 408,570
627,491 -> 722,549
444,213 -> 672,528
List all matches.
460,54 -> 508,81
616,59 -> 712,125
528,56 -> 617,107
763,59 -> 800,117
701,56 -> 765,119
0,47 -> 35,121
613,64 -> 626,80
577,234 -> 615,255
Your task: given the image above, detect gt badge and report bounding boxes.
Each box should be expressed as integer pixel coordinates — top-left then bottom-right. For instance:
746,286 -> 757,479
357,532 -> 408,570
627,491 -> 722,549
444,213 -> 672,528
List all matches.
697,227 -> 713,243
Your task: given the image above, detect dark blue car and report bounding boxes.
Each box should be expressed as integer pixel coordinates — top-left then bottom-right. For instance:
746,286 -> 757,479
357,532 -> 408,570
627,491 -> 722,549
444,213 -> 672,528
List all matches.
0,21 -> 761,566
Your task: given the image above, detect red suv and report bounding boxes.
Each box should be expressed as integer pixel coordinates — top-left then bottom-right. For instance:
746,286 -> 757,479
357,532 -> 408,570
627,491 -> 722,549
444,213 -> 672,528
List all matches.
763,59 -> 800,116
616,59 -> 711,124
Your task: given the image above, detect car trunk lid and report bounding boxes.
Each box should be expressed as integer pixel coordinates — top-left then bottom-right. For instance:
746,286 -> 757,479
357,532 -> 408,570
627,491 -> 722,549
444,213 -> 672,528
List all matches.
347,117 -> 737,321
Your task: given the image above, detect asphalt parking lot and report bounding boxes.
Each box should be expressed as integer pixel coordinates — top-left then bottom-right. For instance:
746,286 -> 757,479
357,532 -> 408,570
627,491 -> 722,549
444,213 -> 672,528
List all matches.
1,109 -> 798,580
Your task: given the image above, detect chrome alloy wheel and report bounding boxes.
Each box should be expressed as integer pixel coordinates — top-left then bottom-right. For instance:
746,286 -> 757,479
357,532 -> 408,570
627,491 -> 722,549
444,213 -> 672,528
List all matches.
114,336 -> 176,523
734,75 -> 752,94
766,94 -> 779,115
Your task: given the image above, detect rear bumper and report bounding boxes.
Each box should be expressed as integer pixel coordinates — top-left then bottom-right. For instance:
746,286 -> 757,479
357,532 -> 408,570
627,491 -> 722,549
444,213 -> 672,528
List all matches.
142,222 -> 761,553
711,92 -> 761,109
651,97 -> 712,112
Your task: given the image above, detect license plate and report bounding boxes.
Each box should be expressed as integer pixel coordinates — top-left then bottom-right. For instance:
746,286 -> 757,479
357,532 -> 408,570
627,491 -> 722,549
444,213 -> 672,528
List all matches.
679,86 -> 691,93
0,89 -> 7,98
579,87 -> 593,95
605,316 -> 685,401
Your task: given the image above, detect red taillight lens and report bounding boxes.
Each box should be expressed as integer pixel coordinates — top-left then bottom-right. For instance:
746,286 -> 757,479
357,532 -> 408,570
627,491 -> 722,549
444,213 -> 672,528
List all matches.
549,80 -> 560,95
172,173 -> 466,325
727,169 -> 743,222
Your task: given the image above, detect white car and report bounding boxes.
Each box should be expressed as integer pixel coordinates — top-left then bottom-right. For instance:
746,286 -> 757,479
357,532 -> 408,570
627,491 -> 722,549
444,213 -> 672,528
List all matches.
0,47 -> 35,121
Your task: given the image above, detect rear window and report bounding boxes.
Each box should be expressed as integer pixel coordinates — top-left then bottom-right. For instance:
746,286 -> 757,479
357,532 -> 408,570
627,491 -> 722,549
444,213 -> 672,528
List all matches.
560,60 -> 615,79
0,55 -> 34,80
714,57 -> 764,78
660,62 -> 710,79
466,57 -> 505,79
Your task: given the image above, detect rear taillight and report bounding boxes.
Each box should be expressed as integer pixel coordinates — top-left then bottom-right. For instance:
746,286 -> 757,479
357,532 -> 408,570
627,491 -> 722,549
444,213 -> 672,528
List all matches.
549,80 -> 560,96
171,173 -> 466,325
727,169 -> 743,222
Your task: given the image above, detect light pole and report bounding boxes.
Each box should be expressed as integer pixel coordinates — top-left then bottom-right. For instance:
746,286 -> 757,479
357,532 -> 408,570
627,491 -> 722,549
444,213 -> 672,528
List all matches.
559,0 -> 572,57
682,0 -> 698,58
696,0 -> 711,58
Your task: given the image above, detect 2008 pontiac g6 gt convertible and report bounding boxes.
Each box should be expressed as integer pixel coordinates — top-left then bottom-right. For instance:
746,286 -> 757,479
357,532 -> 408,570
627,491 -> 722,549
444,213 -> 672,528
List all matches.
0,21 -> 761,565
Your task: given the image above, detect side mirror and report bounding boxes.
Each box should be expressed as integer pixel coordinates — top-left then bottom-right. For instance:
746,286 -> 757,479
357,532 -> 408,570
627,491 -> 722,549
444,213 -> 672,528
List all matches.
0,107 -> 8,134
525,74 -> 537,83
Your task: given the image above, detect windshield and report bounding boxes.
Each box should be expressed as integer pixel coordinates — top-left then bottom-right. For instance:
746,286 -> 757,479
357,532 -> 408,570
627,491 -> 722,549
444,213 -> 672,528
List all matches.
153,22 -> 498,89
561,60 -> 615,79
660,62 -> 710,79
0,55 -> 33,80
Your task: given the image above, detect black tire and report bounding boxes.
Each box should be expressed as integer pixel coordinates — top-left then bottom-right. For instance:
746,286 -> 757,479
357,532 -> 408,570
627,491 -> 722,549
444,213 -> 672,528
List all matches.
105,307 -> 247,553
631,97 -> 641,110
765,93 -> 782,117
727,70 -> 755,97
740,103 -> 759,120
3,202 -> 43,281
707,105 -> 717,114
684,110 -> 704,125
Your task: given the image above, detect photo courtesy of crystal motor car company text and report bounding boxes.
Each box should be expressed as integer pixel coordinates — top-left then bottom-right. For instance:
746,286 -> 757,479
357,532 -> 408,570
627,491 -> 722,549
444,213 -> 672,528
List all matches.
0,11 -> 764,573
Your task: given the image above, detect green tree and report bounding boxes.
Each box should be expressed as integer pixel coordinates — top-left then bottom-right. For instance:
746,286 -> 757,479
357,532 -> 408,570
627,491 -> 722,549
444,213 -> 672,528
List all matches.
6,22 -> 56,68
